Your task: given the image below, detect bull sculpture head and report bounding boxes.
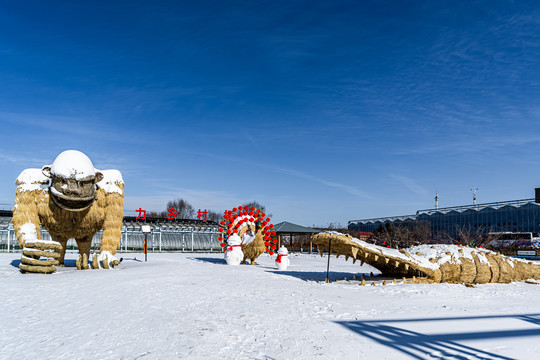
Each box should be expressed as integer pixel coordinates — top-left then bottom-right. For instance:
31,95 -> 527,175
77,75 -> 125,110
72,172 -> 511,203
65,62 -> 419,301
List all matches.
42,150 -> 103,212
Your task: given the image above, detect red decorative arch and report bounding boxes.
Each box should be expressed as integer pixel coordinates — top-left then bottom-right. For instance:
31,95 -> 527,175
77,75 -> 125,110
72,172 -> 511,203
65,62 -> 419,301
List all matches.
218,206 -> 277,255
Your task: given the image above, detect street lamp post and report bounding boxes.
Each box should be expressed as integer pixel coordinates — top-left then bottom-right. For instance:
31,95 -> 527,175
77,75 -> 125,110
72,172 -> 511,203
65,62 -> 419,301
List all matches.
141,225 -> 151,262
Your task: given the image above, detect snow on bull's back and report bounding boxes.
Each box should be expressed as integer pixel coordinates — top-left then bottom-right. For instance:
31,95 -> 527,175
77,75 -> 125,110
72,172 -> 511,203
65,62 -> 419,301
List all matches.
96,169 -> 124,195
15,168 -> 50,192
15,166 -> 123,196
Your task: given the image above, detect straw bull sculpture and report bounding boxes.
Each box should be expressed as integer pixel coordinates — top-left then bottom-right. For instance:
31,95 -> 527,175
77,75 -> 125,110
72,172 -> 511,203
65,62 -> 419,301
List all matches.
313,232 -> 540,284
12,150 -> 124,274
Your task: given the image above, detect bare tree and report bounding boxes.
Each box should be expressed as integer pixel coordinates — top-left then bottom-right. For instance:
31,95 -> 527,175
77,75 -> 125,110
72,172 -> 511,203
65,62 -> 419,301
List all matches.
147,210 -> 166,218
207,210 -> 222,223
166,199 -> 196,219
447,225 -> 497,248
372,221 -> 432,249
241,201 -> 271,217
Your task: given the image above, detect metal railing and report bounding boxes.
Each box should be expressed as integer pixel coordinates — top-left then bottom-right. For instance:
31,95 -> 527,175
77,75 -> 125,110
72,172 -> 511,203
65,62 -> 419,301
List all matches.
0,224 -> 221,253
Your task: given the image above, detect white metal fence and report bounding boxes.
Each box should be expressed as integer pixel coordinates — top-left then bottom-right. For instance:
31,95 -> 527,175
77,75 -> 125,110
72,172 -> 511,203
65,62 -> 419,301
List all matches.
0,224 -> 221,253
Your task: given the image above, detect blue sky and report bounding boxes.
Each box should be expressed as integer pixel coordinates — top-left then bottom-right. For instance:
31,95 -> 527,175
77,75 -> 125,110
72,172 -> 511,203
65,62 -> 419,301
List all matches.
1,0 -> 540,226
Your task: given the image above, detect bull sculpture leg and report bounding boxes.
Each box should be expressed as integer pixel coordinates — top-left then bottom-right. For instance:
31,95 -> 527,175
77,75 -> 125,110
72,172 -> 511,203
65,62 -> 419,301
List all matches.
51,236 -> 68,267
75,236 -> 92,270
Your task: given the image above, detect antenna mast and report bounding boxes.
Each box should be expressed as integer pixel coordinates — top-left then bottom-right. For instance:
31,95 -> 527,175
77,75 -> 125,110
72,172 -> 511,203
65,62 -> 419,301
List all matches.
435,190 -> 439,210
471,187 -> 478,207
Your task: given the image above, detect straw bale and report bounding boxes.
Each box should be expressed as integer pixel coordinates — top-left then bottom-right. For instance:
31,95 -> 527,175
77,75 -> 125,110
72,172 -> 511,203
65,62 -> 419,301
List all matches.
19,264 -> 56,274
516,260 -> 540,280
21,257 -> 59,266
24,241 -> 63,252
439,262 -> 462,283
22,249 -> 61,259
496,256 -> 515,283
458,257 -> 476,284
484,253 -> 500,283
471,253 -> 491,284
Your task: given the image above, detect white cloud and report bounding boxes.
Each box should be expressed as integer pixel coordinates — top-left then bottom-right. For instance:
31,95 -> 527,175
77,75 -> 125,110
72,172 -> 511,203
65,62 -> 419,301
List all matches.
390,174 -> 429,197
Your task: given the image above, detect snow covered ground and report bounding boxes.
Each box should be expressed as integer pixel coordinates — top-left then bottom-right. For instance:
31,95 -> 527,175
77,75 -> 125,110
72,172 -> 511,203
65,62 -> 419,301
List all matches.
1,252 -> 540,360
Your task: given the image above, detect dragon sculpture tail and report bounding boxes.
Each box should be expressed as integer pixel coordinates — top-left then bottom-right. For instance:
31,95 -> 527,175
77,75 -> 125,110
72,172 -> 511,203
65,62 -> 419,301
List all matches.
312,232 -> 540,284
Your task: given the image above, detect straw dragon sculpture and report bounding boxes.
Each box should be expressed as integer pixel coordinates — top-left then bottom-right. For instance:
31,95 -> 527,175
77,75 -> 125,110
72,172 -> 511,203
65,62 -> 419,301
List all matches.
313,232 -> 540,284
12,150 -> 124,274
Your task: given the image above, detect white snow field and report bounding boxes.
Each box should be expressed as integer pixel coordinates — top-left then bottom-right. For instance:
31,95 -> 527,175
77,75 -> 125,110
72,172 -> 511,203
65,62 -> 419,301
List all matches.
1,252 -> 540,360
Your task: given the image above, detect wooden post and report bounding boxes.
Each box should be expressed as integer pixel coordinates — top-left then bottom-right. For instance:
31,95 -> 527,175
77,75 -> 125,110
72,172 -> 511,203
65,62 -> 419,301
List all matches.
278,234 -> 281,248
325,238 -> 332,283
310,235 -> 313,254
289,234 -> 292,249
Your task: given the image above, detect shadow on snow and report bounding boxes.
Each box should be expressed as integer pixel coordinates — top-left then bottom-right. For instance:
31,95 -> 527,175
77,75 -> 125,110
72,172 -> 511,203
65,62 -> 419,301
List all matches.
191,257 -> 227,265
336,313 -> 540,360
266,270 -> 376,282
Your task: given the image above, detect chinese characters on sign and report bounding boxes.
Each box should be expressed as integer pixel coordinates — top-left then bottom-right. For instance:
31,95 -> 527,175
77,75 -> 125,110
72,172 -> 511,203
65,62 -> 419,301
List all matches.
134,208 -> 209,221
135,207 -> 146,220
167,208 -> 177,219
197,209 -> 207,221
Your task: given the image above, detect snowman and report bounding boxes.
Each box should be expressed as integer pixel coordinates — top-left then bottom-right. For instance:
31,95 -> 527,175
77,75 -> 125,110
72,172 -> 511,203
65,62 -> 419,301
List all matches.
224,233 -> 243,265
275,246 -> 290,270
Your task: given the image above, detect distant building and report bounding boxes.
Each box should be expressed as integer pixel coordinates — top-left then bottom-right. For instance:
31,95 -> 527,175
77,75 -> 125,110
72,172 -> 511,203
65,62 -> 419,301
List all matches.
349,188 -> 540,240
